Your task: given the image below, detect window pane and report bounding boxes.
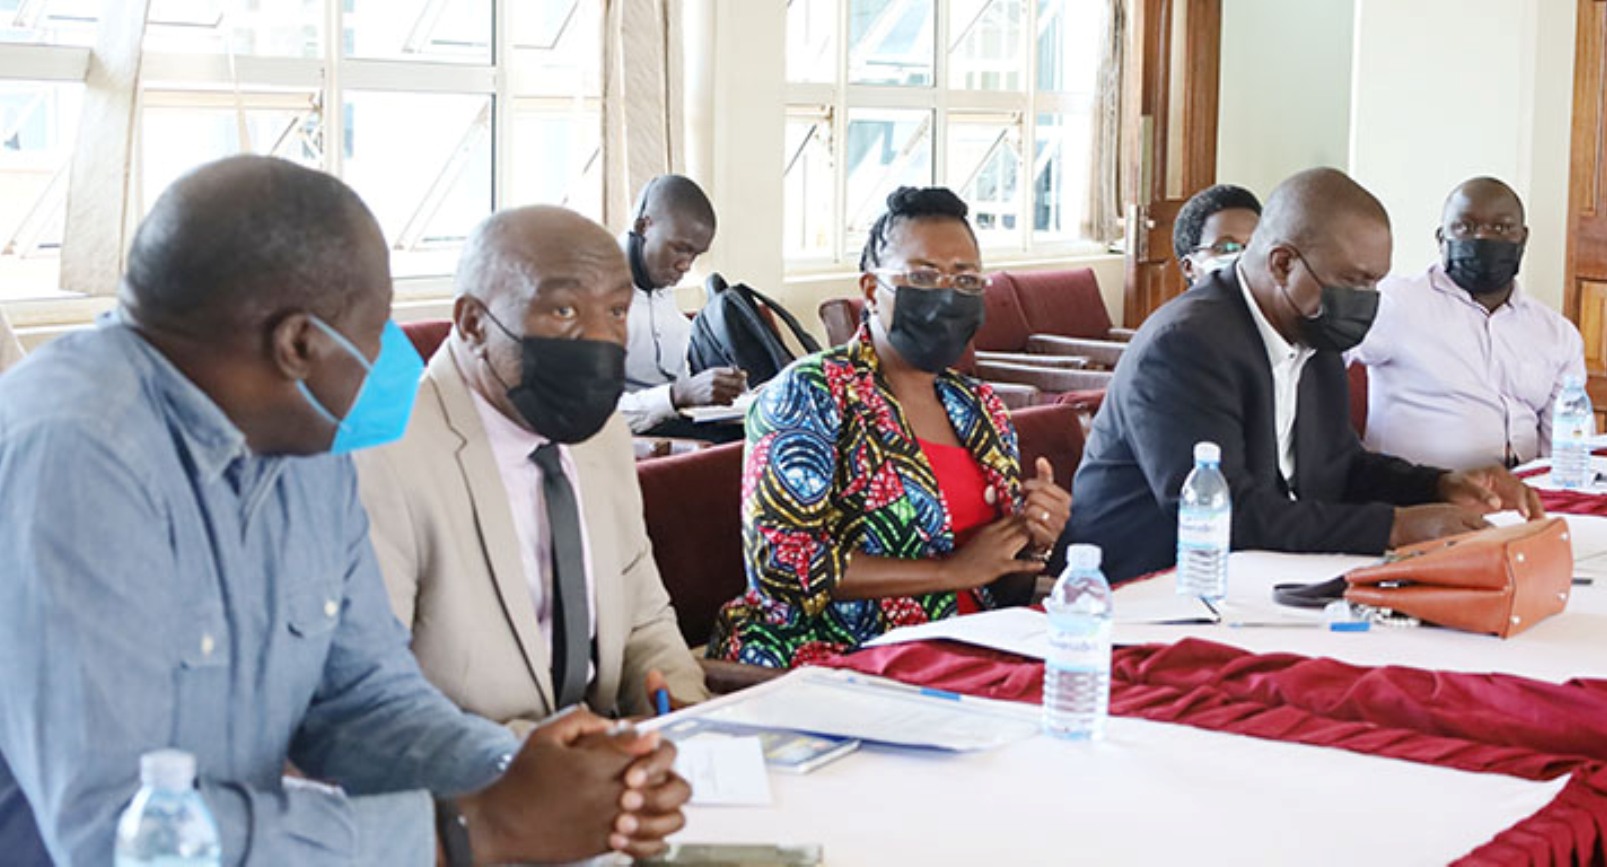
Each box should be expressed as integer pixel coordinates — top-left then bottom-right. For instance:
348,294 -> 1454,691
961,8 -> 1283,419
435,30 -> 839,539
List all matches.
786,0 -> 836,84
0,0 -> 98,47
947,115 -> 1021,248
344,0 -> 491,65
844,108 -> 931,248
1033,111 -> 1091,241
848,0 -> 933,87
138,91 -> 324,217
783,111 -> 833,258
0,80 -> 80,301
143,0 -> 322,57
948,0 -> 1025,91
509,0 -> 602,97
1037,0 -> 1105,93
507,105 -> 601,220
342,91 -> 492,278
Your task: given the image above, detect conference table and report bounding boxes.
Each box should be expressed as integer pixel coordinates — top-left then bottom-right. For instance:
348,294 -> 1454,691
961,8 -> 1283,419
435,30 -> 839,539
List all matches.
657,470 -> 1607,866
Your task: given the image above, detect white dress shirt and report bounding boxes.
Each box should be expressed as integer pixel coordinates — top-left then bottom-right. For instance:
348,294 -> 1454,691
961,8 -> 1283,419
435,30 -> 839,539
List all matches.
467,385 -> 598,670
1349,263 -> 1586,471
1237,262 -> 1315,491
618,284 -> 692,432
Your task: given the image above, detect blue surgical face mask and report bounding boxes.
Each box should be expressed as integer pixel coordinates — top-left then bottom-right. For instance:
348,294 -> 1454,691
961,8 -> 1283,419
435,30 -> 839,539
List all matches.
296,316 -> 423,454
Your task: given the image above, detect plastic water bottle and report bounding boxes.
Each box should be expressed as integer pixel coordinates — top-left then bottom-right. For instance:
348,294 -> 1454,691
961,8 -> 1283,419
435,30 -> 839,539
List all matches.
1177,441 -> 1231,601
1043,544 -> 1113,741
115,750 -> 222,867
1552,375 -> 1594,490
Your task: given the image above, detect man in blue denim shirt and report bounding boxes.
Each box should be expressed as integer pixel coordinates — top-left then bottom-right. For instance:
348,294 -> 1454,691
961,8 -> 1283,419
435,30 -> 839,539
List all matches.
0,156 -> 689,866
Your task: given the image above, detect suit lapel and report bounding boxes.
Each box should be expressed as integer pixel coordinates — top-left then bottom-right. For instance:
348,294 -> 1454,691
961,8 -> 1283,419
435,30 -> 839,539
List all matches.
1218,269 -> 1287,495
428,350 -> 556,711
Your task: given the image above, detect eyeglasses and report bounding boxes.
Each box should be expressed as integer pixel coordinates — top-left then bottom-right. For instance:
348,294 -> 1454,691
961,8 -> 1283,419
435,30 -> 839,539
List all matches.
872,268 -> 991,294
1445,219 -> 1523,240
1191,240 -> 1247,258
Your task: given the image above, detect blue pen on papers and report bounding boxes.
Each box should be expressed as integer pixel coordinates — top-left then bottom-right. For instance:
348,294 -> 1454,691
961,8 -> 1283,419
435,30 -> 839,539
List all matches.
653,687 -> 672,717
839,673 -> 963,702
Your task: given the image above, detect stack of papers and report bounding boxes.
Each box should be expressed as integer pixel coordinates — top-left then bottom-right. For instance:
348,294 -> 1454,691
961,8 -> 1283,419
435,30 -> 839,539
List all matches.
680,391 -> 755,424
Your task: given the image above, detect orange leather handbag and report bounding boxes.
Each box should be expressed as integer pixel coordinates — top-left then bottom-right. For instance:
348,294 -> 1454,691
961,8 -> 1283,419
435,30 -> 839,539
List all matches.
1343,518 -> 1574,638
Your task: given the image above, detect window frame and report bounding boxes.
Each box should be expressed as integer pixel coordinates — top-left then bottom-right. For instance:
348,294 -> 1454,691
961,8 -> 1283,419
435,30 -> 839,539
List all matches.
783,0 -> 1108,277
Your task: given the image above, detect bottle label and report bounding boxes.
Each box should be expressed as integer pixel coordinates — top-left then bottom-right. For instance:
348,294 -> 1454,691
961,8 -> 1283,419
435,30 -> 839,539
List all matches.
1047,618 -> 1111,673
1178,507 -> 1230,549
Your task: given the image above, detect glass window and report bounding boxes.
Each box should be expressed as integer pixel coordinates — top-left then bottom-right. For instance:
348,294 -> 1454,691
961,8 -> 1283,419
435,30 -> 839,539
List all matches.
1037,0 -> 1104,93
143,0 -> 323,57
948,0 -> 1024,92
0,0 -> 99,47
1033,110 -> 1091,240
137,90 -> 324,216
844,107 -> 931,246
783,108 -> 834,258
342,90 -> 492,278
786,0 -> 836,84
0,79 -> 80,301
343,0 -> 491,65
847,0 -> 933,87
509,0 -> 602,97
947,113 -> 1022,248
507,102 -> 601,220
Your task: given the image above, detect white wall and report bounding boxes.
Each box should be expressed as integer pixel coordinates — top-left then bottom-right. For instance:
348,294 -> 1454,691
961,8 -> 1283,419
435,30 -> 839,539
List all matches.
1349,0 -> 1576,310
1216,0 -> 1355,200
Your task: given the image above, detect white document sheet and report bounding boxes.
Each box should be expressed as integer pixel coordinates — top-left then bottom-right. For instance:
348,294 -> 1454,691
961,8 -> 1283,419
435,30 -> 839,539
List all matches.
863,607 -> 1051,658
696,668 -> 1039,752
673,734 -> 773,807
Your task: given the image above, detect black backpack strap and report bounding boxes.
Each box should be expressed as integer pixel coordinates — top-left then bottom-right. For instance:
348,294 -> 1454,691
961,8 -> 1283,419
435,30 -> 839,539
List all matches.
739,284 -> 823,355
1272,576 -> 1349,609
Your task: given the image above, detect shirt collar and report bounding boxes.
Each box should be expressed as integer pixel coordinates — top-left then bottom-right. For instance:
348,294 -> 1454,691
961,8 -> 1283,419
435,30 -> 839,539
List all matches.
1427,261 -> 1526,313
1235,261 -> 1311,369
106,312 -> 251,482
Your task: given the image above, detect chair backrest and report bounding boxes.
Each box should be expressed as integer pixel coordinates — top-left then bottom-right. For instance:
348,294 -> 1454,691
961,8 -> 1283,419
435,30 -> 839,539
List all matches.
1006,268 -> 1113,339
1347,362 -> 1368,438
1011,402 -> 1085,485
402,319 -> 452,361
636,441 -> 747,647
972,271 -> 1033,353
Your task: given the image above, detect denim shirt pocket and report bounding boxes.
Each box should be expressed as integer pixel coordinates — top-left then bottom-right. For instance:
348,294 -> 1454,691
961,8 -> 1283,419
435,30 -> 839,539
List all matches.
173,598 -> 230,745
287,582 -> 342,641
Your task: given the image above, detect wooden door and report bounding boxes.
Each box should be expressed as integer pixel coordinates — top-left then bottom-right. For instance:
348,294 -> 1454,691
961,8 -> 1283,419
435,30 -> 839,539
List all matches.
1566,0 -> 1607,419
1121,0 -> 1221,327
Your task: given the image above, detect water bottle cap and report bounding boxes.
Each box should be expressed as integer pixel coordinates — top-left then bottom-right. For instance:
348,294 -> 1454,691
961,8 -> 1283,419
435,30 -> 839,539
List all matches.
1193,441 -> 1221,463
140,749 -> 196,791
1066,544 -> 1102,570
1564,374 -> 1586,389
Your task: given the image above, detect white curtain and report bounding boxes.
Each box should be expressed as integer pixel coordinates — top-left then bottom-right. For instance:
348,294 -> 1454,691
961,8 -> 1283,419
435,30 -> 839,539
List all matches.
602,0 -> 686,228
1082,0 -> 1124,245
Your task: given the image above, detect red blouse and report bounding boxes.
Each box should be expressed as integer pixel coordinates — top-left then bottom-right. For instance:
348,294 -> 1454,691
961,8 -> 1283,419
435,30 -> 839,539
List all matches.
919,437 -> 1000,614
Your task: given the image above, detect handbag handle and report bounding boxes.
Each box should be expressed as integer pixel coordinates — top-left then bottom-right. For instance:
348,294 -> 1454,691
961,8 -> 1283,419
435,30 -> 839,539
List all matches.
1272,576 -> 1348,609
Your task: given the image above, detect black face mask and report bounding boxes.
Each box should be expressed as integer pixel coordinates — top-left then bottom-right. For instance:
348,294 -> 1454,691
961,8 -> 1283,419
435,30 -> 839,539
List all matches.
883,284 -> 986,373
1443,237 -> 1523,296
1287,283 -> 1379,353
626,231 -> 656,291
482,308 -> 626,443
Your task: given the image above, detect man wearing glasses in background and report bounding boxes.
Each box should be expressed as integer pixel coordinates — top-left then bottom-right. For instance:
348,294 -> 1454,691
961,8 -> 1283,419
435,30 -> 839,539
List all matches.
1173,183 -> 1263,287
1348,177 -> 1586,471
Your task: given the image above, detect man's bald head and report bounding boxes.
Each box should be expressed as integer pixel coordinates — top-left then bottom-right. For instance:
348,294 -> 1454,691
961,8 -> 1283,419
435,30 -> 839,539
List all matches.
1441,176 -> 1526,233
455,205 -> 626,313
121,155 -> 388,338
1249,167 -> 1391,259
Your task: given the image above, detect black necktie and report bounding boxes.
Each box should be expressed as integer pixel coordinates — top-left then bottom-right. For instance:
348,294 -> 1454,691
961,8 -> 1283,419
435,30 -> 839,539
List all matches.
529,443 -> 589,709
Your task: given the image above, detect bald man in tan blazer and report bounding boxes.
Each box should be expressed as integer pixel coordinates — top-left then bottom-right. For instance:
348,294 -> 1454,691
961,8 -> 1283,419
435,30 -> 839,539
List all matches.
356,208 -> 707,733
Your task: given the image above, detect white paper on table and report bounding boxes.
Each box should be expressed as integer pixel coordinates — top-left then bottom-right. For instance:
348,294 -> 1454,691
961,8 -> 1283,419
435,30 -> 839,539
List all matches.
673,734 -> 773,807
864,607 -> 1050,658
679,392 -> 756,424
1511,456 -> 1607,493
700,668 -> 1039,752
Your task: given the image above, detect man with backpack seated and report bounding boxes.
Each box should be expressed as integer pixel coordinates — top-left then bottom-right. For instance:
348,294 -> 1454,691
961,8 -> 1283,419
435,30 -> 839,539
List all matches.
618,174 -> 747,443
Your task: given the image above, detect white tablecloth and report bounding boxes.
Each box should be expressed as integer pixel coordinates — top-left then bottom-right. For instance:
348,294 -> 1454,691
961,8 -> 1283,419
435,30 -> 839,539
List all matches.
1113,514 -> 1607,683
660,674 -> 1564,866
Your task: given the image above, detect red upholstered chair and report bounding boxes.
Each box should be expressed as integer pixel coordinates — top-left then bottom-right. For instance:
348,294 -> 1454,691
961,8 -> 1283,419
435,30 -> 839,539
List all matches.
1348,362 -> 1368,438
401,318 -> 452,361
635,441 -> 779,693
986,270 -> 1129,370
1010,403 -> 1085,487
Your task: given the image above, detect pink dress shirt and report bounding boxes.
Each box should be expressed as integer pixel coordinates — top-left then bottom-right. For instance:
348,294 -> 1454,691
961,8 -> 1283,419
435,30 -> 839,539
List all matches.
467,385 -> 598,670
1349,263 -> 1586,471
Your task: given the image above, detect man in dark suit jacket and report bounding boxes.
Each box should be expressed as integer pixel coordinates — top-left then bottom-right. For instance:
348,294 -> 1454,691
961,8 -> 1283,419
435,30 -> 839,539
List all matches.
1066,168 -> 1543,583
